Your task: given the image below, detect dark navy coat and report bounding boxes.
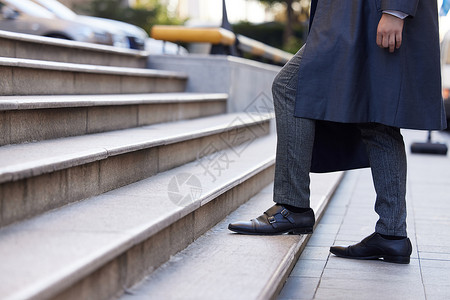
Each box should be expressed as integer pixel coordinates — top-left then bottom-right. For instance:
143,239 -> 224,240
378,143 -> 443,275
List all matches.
297,0 -> 447,172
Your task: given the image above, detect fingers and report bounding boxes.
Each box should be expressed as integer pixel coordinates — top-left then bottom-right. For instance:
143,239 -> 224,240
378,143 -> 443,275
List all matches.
389,33 -> 396,53
376,13 -> 404,53
376,32 -> 383,48
377,32 -> 402,53
395,32 -> 402,49
381,33 -> 390,50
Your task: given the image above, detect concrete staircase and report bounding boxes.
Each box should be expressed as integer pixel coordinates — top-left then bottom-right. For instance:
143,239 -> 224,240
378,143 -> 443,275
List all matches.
0,32 -> 343,300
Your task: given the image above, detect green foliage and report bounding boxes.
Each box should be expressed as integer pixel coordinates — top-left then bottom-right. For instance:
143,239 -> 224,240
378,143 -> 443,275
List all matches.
282,35 -> 303,53
75,0 -> 184,35
233,21 -> 284,48
258,0 -> 285,5
233,21 -> 305,54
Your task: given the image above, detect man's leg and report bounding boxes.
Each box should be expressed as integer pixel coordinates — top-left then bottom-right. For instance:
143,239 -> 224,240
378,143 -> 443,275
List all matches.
358,123 -> 407,236
228,47 -> 316,235
272,47 -> 315,209
330,123 -> 411,264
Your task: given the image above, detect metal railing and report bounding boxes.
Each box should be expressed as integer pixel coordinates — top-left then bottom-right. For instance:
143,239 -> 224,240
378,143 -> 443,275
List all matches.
151,25 -> 293,65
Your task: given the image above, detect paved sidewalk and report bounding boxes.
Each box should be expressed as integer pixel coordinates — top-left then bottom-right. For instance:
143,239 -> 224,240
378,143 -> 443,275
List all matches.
278,129 -> 450,300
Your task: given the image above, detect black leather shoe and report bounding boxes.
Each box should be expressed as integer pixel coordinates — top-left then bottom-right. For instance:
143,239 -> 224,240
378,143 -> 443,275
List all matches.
228,204 -> 315,235
330,232 -> 412,264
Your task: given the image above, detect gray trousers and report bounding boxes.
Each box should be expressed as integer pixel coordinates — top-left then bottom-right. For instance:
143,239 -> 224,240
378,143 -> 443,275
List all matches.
272,47 -> 407,236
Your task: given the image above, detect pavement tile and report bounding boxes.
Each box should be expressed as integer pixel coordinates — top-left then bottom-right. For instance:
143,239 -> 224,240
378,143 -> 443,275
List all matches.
280,130 -> 450,300
335,231 -> 374,242
323,260 -> 421,281
317,277 -> 425,298
289,259 -> 327,278
298,246 -> 331,261
419,259 -> 450,268
314,286 -> 424,300
417,244 -> 450,254
315,213 -> 344,225
419,252 -> 450,261
277,277 -> 320,300
422,284 -> 450,300
312,224 -> 341,235
420,266 -> 450,286
305,233 -> 337,247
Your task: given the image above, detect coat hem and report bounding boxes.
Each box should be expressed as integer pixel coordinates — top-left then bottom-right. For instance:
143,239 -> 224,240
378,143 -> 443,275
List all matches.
293,112 -> 447,131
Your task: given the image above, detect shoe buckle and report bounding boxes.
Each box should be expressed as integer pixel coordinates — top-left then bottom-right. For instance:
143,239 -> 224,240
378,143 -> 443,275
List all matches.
281,209 -> 290,218
268,216 -> 276,224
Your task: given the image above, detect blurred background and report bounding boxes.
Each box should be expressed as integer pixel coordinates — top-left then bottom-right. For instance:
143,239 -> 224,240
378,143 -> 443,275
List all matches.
2,0 -> 448,121
65,0 -> 313,54
0,0 -> 313,54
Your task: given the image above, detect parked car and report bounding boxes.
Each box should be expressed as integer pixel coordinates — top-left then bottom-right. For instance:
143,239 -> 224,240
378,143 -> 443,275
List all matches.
0,0 -> 112,45
30,0 -> 148,50
145,37 -> 188,55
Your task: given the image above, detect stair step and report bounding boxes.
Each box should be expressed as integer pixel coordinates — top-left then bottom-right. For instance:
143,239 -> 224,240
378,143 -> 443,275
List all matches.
0,112 -> 272,227
0,57 -> 187,96
0,93 -> 228,145
0,134 -> 277,300
121,172 -> 343,300
0,30 -> 148,68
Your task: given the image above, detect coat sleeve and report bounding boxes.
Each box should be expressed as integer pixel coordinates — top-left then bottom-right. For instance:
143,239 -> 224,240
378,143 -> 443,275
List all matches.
380,0 -> 419,16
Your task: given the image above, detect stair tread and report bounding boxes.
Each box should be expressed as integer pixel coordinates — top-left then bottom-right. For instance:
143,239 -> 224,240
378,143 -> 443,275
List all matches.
0,29 -> 148,57
0,93 -> 228,110
0,57 -> 186,78
121,172 -> 343,300
0,112 -> 272,183
0,134 -> 277,300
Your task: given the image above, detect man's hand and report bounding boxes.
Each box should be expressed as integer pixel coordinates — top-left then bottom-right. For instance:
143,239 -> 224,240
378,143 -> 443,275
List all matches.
376,13 -> 404,53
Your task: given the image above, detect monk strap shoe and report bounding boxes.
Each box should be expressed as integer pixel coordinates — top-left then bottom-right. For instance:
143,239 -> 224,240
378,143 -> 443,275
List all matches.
330,232 -> 412,264
228,204 -> 315,235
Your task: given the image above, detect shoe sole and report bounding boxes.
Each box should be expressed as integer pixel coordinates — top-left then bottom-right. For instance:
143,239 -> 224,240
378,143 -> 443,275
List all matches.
330,253 -> 410,264
228,226 -> 313,235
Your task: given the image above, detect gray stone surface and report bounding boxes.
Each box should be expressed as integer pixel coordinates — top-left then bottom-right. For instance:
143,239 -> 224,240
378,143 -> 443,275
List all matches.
12,67 -> 75,95
87,105 -> 138,133
14,41 -> 147,68
75,73 -> 122,94
137,103 -> 178,125
148,54 -> 279,114
0,134 -> 278,300
0,161 -> 108,227
98,148 -> 158,193
0,93 -> 228,110
157,138 -> 202,172
66,161 -> 101,204
0,38 -> 15,58
0,112 -> 272,183
0,57 -> 185,78
0,93 -> 228,145
0,228 -> 129,300
0,57 -> 187,95
278,129 -> 450,300
119,172 -> 343,300
0,29 -> 148,58
0,66 -> 14,96
8,107 -> 87,145
0,112 -> 10,146
0,113 -> 272,227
